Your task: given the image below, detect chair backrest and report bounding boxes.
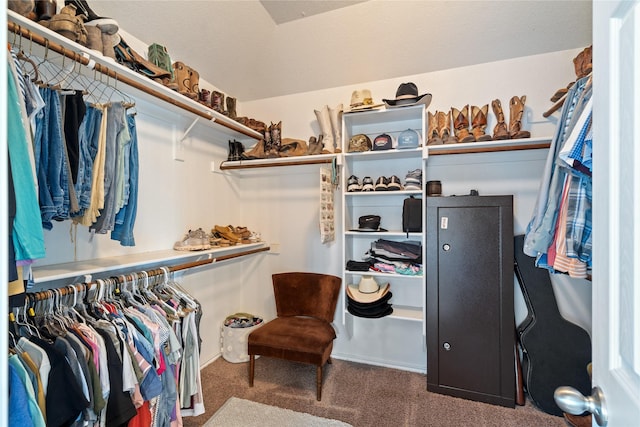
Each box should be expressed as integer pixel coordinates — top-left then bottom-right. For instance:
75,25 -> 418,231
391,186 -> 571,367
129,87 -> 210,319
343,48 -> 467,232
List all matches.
272,272 -> 342,323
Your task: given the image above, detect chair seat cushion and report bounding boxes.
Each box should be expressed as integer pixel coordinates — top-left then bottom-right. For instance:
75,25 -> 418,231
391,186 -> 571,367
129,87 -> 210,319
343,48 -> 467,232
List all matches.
247,316 -> 336,366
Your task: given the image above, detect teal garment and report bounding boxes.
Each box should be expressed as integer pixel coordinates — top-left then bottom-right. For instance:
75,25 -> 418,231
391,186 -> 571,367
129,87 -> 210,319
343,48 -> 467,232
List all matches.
7,60 -> 46,262
9,355 -> 46,427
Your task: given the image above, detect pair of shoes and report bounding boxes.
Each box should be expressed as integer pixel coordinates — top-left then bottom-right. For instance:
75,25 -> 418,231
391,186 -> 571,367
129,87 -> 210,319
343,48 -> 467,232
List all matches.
213,225 -> 243,244
347,175 -> 362,192
404,169 -> 422,191
374,176 -> 403,191
173,228 -> 211,251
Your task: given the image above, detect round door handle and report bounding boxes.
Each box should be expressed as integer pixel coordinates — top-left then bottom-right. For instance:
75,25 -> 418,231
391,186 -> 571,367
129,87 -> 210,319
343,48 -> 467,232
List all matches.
443,342 -> 451,351
442,244 -> 451,251
554,386 -> 608,426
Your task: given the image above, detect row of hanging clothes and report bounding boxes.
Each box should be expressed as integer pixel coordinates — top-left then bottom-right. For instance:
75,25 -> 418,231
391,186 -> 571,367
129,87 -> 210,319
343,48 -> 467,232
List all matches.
8,267 -> 204,427
523,73 -> 593,279
7,29 -> 141,287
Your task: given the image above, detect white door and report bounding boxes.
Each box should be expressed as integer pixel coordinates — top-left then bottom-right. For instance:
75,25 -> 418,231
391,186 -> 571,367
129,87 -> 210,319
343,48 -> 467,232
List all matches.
592,0 -> 640,425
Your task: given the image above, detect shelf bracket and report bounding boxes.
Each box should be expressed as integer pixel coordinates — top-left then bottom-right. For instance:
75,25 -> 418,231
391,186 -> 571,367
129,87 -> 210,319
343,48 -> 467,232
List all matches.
173,118 -> 199,162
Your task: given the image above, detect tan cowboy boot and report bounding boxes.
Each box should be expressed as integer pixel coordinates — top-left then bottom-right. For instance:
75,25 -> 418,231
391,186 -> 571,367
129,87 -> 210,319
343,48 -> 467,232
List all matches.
437,111 -> 458,144
491,99 -> 510,140
173,62 -> 193,99
242,139 -> 266,160
509,95 -> 531,139
226,97 -> 237,119
471,105 -> 492,142
189,66 -> 200,100
452,105 -> 475,143
427,111 -> 443,145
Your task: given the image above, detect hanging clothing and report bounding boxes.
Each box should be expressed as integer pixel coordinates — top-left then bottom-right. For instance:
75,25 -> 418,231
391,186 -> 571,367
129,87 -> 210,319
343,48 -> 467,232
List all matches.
524,74 -> 593,278
7,58 -> 46,263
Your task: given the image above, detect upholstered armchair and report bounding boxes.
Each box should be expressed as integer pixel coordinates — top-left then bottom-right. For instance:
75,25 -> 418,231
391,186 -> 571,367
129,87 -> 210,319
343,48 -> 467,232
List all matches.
247,272 -> 342,401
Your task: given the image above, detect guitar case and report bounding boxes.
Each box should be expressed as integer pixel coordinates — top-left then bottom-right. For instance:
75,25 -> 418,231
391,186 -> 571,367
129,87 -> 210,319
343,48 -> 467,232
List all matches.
514,235 -> 592,416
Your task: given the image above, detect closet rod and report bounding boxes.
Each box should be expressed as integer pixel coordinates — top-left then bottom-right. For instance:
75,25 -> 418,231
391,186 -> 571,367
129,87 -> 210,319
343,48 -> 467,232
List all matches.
219,158 -> 334,170
7,21 -> 258,140
29,246 -> 270,299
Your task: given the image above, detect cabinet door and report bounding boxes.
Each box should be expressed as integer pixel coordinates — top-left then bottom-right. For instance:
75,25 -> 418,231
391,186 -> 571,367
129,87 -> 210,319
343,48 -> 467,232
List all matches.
426,195 -> 514,407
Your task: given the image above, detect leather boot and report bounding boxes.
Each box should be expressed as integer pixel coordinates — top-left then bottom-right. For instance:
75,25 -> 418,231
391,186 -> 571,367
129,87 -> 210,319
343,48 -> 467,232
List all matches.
234,140 -> 245,160
199,89 -> 210,106
269,121 -> 282,157
173,62 -> 193,99
491,99 -> 509,140
263,123 -> 273,155
452,105 -> 475,143
307,136 -> 323,155
427,111 -> 443,145
211,91 -> 225,114
471,105 -> 492,141
227,140 -> 236,161
329,104 -> 343,153
226,97 -> 237,119
242,139 -> 265,160
437,111 -> 458,144
85,24 -> 102,53
35,0 -> 57,20
314,105 -> 334,153
508,95 -> 531,139
188,66 -> 200,100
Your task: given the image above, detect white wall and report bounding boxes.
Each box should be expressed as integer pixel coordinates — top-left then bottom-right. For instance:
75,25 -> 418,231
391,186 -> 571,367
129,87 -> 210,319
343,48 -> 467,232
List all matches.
35,48 -> 592,372
239,48 -> 593,371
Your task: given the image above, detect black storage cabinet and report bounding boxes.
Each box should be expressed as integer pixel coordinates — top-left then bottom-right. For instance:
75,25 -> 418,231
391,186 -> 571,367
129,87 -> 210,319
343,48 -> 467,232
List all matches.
426,195 -> 515,407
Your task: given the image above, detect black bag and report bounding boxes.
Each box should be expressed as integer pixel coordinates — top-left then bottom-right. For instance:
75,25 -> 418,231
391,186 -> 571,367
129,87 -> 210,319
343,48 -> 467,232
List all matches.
402,196 -> 422,234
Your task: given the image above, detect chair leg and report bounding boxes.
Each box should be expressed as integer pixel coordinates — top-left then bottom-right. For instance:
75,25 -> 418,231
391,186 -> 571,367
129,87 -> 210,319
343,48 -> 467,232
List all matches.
316,365 -> 322,401
249,355 -> 255,387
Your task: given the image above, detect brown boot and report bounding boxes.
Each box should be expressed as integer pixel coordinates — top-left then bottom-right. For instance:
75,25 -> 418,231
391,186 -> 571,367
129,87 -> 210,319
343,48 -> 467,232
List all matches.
173,61 -> 193,99
452,105 -> 475,143
438,111 -> 458,144
427,111 -> 443,145
269,121 -> 282,157
491,99 -> 509,140
508,95 -> 531,139
471,105 -> 492,142
241,139 -> 266,160
226,97 -> 237,119
211,91 -> 225,114
189,67 -> 200,100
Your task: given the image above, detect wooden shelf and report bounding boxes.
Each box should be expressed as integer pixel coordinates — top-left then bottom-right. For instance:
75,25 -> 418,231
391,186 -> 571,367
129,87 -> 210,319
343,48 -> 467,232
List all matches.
32,242 -> 270,285
7,11 -> 262,143
219,153 -> 337,170
426,136 -> 551,156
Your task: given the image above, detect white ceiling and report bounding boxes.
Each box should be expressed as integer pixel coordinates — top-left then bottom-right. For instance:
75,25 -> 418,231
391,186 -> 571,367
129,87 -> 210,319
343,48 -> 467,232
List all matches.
91,1 -> 593,102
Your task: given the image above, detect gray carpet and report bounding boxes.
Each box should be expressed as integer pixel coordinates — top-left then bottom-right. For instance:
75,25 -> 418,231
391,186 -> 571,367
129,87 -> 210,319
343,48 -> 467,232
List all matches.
203,397 -> 352,426
183,357 -> 568,427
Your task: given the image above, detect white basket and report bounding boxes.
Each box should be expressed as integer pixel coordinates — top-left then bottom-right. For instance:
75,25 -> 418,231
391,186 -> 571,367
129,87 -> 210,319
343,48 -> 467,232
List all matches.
220,322 -> 263,363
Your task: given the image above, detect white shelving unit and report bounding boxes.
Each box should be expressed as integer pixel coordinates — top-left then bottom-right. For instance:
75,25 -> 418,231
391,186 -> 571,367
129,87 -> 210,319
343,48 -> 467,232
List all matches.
340,105 -> 427,338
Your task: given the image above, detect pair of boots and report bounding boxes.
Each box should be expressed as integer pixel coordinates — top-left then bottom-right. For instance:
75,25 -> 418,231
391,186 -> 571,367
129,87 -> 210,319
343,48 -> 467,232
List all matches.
208,91 -> 236,118
173,62 -> 199,100
492,96 -> 531,140
314,104 -> 343,153
242,121 -> 282,159
227,140 -> 245,161
427,111 -> 457,145
451,105 -> 493,143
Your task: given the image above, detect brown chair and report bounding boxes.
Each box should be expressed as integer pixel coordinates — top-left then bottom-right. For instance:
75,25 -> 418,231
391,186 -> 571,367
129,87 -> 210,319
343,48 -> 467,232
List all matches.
247,272 -> 342,401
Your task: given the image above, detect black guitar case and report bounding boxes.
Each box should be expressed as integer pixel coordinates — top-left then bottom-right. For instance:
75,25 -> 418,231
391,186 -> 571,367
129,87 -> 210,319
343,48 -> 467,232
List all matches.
514,235 -> 592,416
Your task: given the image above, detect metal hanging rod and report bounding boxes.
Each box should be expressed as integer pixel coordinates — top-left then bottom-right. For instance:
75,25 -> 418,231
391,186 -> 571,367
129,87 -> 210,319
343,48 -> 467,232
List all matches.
7,19 -> 259,140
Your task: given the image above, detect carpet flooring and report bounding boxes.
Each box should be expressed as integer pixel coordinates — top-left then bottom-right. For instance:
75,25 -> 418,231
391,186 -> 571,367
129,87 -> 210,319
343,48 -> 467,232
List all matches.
183,357 -> 568,427
203,397 -> 352,426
